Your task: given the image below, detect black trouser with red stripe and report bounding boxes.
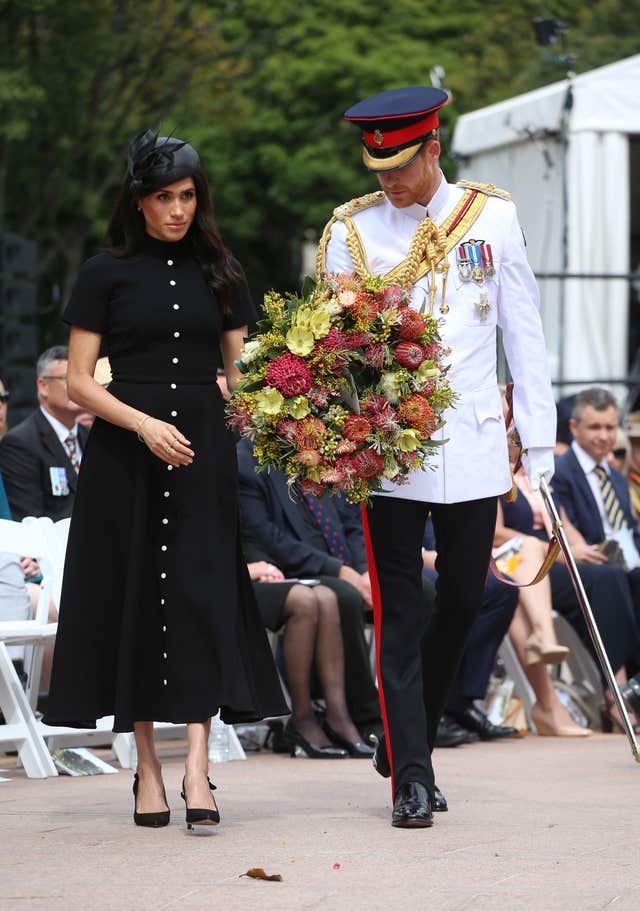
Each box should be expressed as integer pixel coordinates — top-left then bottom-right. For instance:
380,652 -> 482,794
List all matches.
363,494 -> 498,797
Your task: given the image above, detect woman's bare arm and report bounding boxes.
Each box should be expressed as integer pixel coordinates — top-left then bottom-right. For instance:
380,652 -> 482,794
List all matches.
220,326 -> 247,395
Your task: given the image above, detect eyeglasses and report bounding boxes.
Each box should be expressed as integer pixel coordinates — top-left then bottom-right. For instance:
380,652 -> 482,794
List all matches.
41,375 -> 67,382
0,392 -> 8,402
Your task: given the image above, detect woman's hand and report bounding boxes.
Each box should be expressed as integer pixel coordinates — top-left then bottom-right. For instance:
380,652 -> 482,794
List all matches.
20,556 -> 40,579
137,416 -> 194,466
247,561 -> 284,582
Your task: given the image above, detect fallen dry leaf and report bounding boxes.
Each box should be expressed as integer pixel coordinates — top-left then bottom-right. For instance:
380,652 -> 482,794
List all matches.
242,867 -> 283,882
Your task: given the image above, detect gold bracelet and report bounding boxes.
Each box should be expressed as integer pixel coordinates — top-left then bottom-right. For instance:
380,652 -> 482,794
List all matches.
136,415 -> 151,442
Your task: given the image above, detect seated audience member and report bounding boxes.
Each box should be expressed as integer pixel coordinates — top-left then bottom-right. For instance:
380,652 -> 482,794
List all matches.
243,528 -> 373,758
0,346 -> 87,520
494,496 -> 591,737
624,411 -> 640,515
554,394 -> 576,456
422,522 -> 520,743
0,377 -> 8,438
0,470 -> 56,689
237,438 -> 382,739
607,427 -> 630,475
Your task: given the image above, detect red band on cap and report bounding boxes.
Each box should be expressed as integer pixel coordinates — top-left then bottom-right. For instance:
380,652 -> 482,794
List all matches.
362,112 -> 439,150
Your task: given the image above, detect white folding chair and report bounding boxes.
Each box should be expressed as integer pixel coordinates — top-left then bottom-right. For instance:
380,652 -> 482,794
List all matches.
0,518 -> 58,776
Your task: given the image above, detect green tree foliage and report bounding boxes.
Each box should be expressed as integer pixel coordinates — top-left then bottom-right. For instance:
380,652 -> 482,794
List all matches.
1,0 -> 638,342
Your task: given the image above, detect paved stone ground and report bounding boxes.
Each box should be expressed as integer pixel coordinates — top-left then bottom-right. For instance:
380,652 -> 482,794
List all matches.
1,732 -> 639,911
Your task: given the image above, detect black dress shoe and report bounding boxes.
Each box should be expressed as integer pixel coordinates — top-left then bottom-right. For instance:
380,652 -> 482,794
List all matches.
450,705 -> 519,741
322,721 -> 375,758
370,733 -> 391,778
621,675 -> 640,718
436,715 -> 479,748
372,735 -> 448,812
392,782 -> 433,828
431,786 -> 448,812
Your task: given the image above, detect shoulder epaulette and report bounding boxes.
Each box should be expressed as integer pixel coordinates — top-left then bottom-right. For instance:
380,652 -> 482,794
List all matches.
456,179 -> 511,201
333,191 -> 386,219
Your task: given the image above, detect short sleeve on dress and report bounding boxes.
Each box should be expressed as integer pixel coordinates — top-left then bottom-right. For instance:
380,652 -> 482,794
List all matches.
222,257 -> 256,331
62,253 -> 113,333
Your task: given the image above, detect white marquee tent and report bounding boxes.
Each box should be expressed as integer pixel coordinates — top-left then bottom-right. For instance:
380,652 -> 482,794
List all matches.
452,54 -> 640,393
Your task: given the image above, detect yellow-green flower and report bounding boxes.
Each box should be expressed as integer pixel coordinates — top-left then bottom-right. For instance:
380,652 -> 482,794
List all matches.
256,387 -> 284,415
287,396 -> 311,419
415,361 -> 440,383
295,308 -> 313,329
309,309 -> 331,338
286,326 -> 315,356
397,429 -> 422,451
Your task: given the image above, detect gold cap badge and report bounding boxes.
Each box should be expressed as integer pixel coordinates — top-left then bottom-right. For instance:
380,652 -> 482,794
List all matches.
373,129 -> 384,146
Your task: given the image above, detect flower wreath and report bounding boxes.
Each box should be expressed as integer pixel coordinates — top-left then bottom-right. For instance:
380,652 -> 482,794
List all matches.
227,273 -> 456,503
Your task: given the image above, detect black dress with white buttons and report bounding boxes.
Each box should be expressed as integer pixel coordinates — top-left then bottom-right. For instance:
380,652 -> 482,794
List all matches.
44,234 -> 288,732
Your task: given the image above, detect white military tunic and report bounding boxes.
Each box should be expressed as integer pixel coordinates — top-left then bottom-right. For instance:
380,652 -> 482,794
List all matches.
324,172 -> 556,504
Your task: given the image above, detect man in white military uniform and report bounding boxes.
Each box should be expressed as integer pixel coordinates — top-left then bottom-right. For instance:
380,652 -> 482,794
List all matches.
317,86 -> 556,828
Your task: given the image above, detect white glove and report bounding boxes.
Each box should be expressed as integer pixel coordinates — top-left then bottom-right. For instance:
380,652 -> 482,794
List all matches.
522,447 -> 555,492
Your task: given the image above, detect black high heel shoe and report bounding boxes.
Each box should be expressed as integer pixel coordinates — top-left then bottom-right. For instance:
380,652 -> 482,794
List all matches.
132,773 -> 170,828
322,721 -> 375,758
284,720 -> 347,759
180,776 -> 220,829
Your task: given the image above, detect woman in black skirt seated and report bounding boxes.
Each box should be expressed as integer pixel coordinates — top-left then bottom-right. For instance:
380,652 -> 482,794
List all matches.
245,533 -> 374,759
43,131 -> 287,828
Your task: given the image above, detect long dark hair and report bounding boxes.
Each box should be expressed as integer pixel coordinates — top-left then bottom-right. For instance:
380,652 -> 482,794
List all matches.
104,165 -> 239,313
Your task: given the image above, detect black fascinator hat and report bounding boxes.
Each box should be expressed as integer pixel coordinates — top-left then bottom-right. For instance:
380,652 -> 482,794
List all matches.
127,129 -> 200,197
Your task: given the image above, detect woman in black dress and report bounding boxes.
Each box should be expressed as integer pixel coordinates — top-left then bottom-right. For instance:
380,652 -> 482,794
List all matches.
43,131 -> 287,828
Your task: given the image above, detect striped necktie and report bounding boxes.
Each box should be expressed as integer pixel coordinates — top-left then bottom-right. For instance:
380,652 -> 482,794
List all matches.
594,465 -> 627,531
64,433 -> 81,473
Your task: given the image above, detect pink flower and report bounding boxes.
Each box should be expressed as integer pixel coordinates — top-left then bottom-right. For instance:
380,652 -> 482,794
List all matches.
379,285 -> 406,310
338,290 -> 357,308
320,327 -> 349,352
266,352 -> 313,397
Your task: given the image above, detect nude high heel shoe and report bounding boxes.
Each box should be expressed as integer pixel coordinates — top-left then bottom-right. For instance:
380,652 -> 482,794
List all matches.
531,703 -> 591,737
524,631 -> 570,666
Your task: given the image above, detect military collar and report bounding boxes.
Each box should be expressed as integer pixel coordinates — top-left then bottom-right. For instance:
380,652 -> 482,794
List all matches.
384,170 -> 450,223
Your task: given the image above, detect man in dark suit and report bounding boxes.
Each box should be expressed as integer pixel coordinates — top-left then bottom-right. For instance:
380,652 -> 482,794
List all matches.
236,437 -> 382,737
421,521 -> 519,745
552,387 -> 640,679
0,346 -> 88,520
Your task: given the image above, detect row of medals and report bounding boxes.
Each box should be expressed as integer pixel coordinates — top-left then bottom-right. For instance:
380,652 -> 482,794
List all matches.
456,238 -> 494,320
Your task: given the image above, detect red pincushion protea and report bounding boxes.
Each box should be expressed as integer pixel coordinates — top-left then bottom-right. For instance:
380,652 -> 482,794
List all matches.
397,395 -> 439,436
395,341 -> 425,369
266,352 -> 313,397
343,414 -> 372,444
293,416 -> 326,449
344,448 -> 384,479
397,308 -> 427,340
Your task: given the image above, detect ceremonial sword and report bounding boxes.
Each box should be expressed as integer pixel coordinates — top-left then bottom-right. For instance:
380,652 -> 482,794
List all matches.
540,477 -> 640,763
